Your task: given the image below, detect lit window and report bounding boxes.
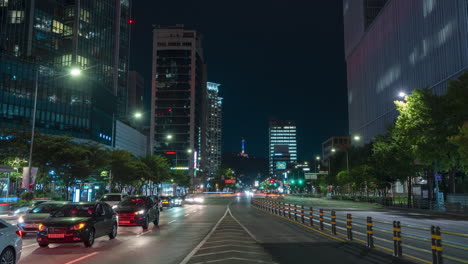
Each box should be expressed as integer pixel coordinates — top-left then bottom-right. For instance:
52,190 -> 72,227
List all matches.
52,20 -> 64,34
8,10 -> 24,24
77,55 -> 88,67
80,9 -> 90,23
64,24 -> 72,36
0,0 -> 8,7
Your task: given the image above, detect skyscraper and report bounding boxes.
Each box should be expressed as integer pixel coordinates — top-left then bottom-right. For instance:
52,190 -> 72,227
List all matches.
344,0 -> 468,142
151,25 -> 207,176
269,120 -> 297,178
206,82 -> 222,177
0,0 -> 131,146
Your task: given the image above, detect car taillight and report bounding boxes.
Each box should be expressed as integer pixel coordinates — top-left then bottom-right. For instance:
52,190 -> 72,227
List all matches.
16,230 -> 23,237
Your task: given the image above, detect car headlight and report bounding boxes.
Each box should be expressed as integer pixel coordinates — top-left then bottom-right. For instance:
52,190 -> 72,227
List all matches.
112,205 -> 118,209
18,216 -> 24,224
70,223 -> 86,230
186,198 -> 194,202
38,224 -> 47,231
134,210 -> 145,215
194,198 -> 204,202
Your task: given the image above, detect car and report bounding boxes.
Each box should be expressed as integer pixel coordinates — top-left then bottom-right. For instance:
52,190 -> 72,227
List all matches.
17,201 -> 69,237
171,196 -> 183,207
115,196 -> 159,229
99,193 -> 127,209
184,195 -> 204,204
0,219 -> 22,264
36,202 -> 118,248
160,196 -> 173,208
10,199 -> 52,216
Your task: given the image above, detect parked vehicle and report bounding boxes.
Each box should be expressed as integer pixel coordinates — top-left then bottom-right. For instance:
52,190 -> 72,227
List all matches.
99,193 -> 127,209
115,196 -> 159,229
0,219 -> 22,264
17,201 -> 69,237
37,202 -> 117,248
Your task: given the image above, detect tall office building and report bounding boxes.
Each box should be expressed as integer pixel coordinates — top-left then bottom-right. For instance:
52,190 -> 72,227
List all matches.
127,71 -> 144,123
0,0 -> 131,146
206,82 -> 222,177
269,120 -> 297,178
344,0 -> 468,141
151,25 -> 207,175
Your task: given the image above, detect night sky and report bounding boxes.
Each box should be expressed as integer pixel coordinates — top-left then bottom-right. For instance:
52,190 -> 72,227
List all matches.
130,0 -> 348,160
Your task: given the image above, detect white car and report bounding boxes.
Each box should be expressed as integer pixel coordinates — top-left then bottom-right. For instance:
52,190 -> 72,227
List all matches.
0,219 -> 22,264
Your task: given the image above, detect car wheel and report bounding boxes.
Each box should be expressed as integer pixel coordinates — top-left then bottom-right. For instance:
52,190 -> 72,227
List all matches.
0,247 -> 15,264
38,243 -> 49,248
84,229 -> 95,247
109,223 -> 117,239
142,217 -> 149,230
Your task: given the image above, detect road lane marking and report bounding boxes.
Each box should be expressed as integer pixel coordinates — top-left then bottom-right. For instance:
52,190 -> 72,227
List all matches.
22,244 -> 37,248
63,252 -> 99,264
190,257 -> 275,264
192,250 -> 266,257
136,230 -> 152,237
184,214 -> 190,216
226,207 -> 258,242
179,208 -> 229,264
168,220 -> 176,224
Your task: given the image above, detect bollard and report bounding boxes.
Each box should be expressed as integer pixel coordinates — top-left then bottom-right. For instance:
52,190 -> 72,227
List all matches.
431,226 -> 437,263
346,213 -> 353,240
294,205 -> 298,221
319,209 -> 324,230
331,211 -> 337,235
436,227 -> 443,264
301,205 -> 305,224
288,203 -> 291,219
309,207 -> 314,226
393,221 -> 402,257
366,216 -> 374,248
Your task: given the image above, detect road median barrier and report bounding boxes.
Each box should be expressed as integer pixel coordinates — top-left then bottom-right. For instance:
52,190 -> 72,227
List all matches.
251,198 -> 468,264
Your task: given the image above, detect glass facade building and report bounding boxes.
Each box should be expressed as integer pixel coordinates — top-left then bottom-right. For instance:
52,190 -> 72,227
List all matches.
0,0 -> 131,145
151,25 -> 207,174
206,82 -> 222,177
269,120 -> 297,177
344,0 -> 468,142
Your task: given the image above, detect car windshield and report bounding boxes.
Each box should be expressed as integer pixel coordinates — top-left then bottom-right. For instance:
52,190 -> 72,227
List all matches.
101,195 -> 122,202
121,198 -> 146,206
54,205 -> 95,217
160,196 -> 170,200
30,203 -> 64,214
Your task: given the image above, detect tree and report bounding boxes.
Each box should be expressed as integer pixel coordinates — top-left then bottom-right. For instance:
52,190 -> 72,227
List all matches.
140,155 -> 171,186
449,122 -> 468,173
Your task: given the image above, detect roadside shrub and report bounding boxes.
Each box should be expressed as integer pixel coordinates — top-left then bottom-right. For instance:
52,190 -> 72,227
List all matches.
20,191 -> 35,201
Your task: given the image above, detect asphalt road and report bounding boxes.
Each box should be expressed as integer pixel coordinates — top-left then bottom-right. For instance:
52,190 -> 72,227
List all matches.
10,195 -> 422,264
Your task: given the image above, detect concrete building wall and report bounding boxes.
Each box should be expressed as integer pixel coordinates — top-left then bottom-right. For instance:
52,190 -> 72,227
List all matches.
115,120 -> 148,157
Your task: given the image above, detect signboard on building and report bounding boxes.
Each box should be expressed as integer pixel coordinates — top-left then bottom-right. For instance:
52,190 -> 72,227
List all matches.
276,161 -> 287,170
225,179 -> 235,184
305,173 -> 318,180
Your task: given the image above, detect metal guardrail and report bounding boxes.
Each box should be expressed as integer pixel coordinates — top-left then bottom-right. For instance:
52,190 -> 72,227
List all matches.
251,198 -> 468,264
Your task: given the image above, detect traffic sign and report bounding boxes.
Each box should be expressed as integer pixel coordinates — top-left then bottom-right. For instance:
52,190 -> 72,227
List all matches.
435,174 -> 442,181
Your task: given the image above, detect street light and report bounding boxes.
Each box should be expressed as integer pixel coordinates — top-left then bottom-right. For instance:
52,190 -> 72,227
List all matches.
133,112 -> 143,119
331,148 -> 336,153
316,156 -> 320,160
187,149 -> 193,153
398,92 -> 406,98
353,135 -> 361,141
166,134 -> 173,140
27,66 -> 81,191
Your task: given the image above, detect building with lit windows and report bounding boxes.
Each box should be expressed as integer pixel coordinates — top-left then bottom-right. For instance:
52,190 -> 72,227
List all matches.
151,25 -> 207,176
269,120 -> 297,178
0,0 -> 133,147
206,82 -> 222,177
344,0 -> 468,142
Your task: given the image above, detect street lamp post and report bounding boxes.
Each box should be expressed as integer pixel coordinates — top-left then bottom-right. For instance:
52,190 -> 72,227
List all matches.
27,66 -> 81,191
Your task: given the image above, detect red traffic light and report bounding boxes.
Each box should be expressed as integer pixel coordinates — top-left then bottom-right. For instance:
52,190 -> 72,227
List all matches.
165,151 -> 176,155
128,19 -> 134,24
269,179 -> 275,184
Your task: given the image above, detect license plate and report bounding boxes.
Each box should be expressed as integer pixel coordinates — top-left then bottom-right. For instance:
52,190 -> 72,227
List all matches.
120,221 -> 130,224
25,224 -> 38,228
48,234 -> 65,238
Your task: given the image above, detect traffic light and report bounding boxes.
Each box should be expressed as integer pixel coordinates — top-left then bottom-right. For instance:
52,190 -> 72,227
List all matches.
290,179 -> 296,184
298,179 -> 304,185
269,179 -> 275,184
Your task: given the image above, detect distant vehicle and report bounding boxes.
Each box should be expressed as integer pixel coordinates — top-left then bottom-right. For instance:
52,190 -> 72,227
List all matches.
37,202 -> 117,248
160,196 -> 173,208
184,195 -> 204,204
17,201 -> 69,237
99,193 -> 127,209
0,219 -> 22,264
171,196 -> 183,207
115,196 -> 159,229
10,199 -> 51,216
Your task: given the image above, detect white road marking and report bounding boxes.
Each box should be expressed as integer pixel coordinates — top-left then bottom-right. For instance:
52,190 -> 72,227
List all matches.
63,252 -> 99,264
179,208 -> 229,264
184,214 -> 190,216
168,220 -> 176,224
136,230 -> 152,237
22,243 -> 37,248
228,207 -> 258,242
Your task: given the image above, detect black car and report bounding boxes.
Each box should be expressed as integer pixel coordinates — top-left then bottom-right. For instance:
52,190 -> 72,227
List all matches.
37,202 -> 117,248
18,201 -> 69,237
115,195 -> 159,229
160,196 -> 172,208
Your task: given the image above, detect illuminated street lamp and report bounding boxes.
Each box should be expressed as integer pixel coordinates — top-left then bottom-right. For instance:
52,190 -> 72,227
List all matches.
134,112 -> 143,119
353,135 -> 361,141
398,92 -> 406,98
187,149 -> 193,153
331,148 -> 336,153
70,68 -> 82,76
316,156 -> 320,160
166,134 -> 173,140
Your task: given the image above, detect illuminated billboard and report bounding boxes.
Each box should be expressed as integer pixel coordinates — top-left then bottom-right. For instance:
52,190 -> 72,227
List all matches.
276,161 -> 287,170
